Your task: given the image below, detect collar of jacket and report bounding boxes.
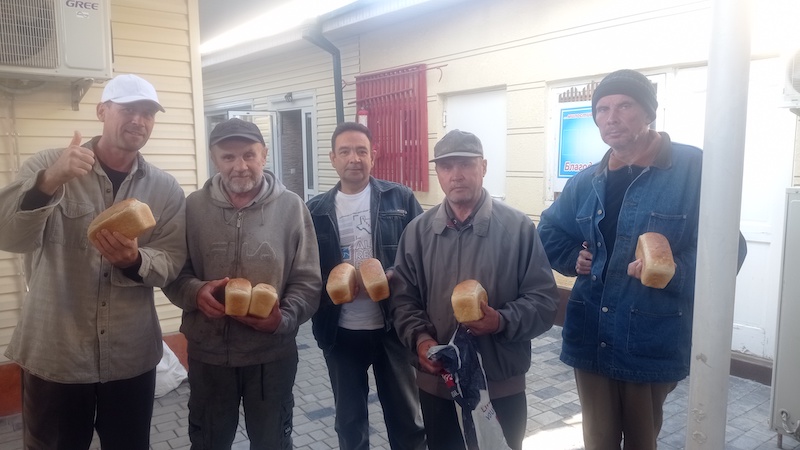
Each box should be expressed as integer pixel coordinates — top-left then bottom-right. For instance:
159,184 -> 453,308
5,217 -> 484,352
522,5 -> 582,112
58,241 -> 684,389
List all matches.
432,188 -> 492,237
593,131 -> 675,176
309,176 -> 393,216
86,135 -> 148,180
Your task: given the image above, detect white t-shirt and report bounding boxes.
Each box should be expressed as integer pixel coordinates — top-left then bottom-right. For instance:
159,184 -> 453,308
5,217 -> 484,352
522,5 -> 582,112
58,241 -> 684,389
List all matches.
335,185 -> 383,330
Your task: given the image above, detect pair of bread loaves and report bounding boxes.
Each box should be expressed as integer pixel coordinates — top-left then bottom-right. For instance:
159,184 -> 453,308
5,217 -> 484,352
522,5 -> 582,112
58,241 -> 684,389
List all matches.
451,279 -> 487,323
635,232 -> 676,289
326,258 -> 389,305
225,278 -> 279,318
87,198 -> 156,241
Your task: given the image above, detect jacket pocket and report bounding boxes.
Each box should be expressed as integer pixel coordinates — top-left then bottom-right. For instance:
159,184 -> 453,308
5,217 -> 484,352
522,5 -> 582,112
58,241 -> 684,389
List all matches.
47,200 -> 95,249
646,212 -> 687,246
627,307 -> 684,358
575,215 -> 592,246
562,298 -> 586,344
378,210 -> 406,262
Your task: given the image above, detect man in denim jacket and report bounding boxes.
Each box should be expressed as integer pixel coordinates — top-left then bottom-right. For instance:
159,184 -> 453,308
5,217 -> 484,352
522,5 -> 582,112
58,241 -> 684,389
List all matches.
306,122 -> 425,450
539,69 -> 745,450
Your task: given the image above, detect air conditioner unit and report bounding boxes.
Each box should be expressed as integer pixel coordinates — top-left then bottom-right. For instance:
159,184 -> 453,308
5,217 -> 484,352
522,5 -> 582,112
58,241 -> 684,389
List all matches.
0,0 -> 112,82
782,49 -> 800,115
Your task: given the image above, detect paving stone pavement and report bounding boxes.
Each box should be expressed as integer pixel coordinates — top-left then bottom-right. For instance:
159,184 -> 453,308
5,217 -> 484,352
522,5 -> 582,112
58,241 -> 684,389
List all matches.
1,322 -> 799,450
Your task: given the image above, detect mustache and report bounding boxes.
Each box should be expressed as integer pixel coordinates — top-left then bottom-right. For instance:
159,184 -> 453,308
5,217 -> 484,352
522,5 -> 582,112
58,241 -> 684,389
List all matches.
124,127 -> 146,135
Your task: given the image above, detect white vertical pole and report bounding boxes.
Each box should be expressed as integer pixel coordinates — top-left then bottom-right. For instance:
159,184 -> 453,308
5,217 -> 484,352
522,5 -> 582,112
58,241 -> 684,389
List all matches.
685,0 -> 750,448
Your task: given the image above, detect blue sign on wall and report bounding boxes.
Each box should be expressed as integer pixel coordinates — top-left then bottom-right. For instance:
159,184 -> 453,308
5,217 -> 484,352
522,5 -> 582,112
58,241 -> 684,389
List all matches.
558,106 -> 608,179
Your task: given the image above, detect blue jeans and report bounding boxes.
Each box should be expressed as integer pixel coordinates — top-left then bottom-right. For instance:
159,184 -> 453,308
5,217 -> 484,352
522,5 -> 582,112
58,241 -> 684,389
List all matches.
187,355 -> 297,450
324,327 -> 425,450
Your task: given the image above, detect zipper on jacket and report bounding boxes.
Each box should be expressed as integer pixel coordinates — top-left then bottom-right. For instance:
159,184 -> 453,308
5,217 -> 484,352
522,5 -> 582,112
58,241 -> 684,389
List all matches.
233,211 -> 244,276
225,210 -> 244,367
370,189 -> 394,331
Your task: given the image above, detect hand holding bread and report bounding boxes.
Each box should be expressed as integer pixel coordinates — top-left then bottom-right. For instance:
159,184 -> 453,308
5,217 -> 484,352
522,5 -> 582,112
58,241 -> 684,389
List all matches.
451,279 -> 501,335
224,278 -> 280,318
196,278 -> 228,319
88,198 -> 156,241
452,279 -> 487,323
633,232 -> 676,289
326,259 -> 391,304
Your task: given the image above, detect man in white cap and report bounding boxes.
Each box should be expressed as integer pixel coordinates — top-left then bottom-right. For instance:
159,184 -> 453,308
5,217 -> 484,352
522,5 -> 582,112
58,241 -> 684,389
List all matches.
0,74 -> 186,448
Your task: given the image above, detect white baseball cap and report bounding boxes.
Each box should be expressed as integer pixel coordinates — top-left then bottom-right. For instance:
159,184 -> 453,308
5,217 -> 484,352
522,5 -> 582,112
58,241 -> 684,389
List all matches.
100,74 -> 165,112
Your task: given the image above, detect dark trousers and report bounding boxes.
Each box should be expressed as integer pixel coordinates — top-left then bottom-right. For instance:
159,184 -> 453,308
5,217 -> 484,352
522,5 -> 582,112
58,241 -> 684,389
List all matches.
418,388 -> 527,450
21,368 -> 156,450
324,328 -> 425,450
187,356 -> 297,450
574,368 -> 678,450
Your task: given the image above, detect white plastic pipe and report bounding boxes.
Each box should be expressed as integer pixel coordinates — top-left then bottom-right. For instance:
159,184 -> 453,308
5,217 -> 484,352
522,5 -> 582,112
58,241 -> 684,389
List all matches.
685,0 -> 750,448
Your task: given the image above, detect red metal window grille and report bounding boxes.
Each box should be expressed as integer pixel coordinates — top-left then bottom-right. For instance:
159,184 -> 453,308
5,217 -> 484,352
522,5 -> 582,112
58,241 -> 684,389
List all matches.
355,64 -> 429,192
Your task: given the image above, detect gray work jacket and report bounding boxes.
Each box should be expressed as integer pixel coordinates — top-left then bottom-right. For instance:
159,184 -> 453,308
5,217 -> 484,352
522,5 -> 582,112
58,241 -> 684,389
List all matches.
0,138 -> 186,383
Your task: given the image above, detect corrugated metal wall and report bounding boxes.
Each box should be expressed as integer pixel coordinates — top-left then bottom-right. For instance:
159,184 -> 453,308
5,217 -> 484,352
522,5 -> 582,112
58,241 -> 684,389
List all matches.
356,64 -> 429,192
0,0 -> 203,362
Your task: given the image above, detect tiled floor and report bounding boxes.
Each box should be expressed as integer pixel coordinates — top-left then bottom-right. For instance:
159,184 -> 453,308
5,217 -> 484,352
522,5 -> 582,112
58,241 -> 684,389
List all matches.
1,322 -> 799,450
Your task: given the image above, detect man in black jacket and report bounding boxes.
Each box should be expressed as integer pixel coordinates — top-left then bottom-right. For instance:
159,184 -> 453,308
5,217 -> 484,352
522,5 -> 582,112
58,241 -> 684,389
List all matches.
306,122 -> 425,450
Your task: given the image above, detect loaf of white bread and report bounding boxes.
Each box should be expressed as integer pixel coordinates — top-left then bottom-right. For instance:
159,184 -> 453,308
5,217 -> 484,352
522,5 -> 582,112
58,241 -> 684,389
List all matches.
327,263 -> 357,305
249,283 -> 278,319
225,278 -> 279,317
635,232 -> 676,289
451,279 -> 487,323
87,198 -> 156,240
359,258 -> 389,302
225,278 -> 252,316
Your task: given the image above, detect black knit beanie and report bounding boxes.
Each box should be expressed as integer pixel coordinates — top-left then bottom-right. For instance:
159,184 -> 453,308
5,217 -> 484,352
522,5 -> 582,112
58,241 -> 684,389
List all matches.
591,69 -> 658,123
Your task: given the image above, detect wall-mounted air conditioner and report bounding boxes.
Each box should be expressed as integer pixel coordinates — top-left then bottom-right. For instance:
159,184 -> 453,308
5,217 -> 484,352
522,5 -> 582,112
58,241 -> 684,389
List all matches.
782,49 -> 800,115
0,0 -> 112,82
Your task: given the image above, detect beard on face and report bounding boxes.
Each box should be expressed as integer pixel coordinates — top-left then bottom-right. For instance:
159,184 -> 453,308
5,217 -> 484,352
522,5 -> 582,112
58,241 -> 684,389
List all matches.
224,172 -> 261,194
119,129 -> 149,152
446,187 -> 478,205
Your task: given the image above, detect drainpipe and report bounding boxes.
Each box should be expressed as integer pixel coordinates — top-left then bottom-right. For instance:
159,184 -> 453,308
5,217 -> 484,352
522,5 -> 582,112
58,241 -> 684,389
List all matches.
685,0 -> 750,448
303,28 -> 345,125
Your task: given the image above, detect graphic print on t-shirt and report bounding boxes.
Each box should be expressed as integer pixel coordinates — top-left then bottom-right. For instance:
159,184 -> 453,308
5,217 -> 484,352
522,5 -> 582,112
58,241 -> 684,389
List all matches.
335,186 -> 382,330
339,211 -> 372,265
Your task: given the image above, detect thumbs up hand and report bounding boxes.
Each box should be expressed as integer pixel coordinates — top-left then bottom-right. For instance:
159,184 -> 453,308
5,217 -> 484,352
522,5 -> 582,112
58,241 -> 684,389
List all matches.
38,131 -> 96,195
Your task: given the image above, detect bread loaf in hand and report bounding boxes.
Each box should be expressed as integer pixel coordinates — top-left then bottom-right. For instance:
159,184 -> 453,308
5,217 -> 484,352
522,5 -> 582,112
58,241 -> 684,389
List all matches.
225,278 -> 252,316
327,263 -> 357,305
87,198 -> 156,240
248,283 -> 278,319
451,279 -> 487,323
359,258 -> 389,302
635,232 -> 676,289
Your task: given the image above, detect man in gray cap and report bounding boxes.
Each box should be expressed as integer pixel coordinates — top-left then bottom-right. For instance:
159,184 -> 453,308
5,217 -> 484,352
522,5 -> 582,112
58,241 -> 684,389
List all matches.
538,69 -> 746,449
390,129 -> 559,450
0,74 -> 186,448
164,118 -> 321,449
